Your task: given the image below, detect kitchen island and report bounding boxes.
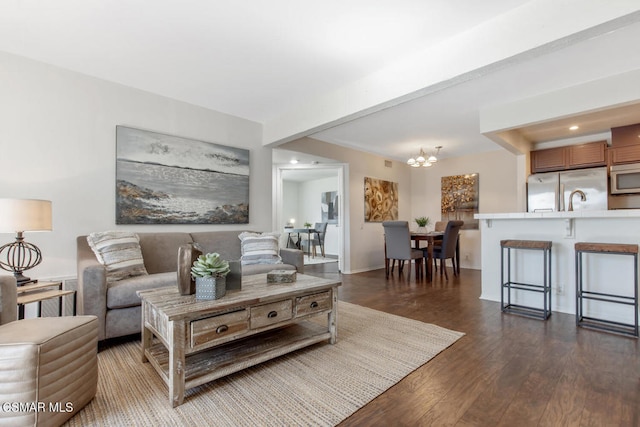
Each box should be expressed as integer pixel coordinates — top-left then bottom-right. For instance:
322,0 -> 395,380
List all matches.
475,210 -> 640,326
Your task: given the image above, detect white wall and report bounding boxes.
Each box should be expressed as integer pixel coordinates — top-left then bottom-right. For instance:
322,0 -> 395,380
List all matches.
411,149 -> 520,270
0,52 -> 268,280
282,180 -> 299,228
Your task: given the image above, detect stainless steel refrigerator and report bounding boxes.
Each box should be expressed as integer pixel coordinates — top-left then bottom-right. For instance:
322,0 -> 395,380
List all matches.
527,167 -> 608,212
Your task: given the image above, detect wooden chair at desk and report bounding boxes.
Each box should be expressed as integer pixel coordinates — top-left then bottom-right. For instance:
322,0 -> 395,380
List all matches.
301,222 -> 328,257
427,220 -> 464,279
382,221 -> 424,280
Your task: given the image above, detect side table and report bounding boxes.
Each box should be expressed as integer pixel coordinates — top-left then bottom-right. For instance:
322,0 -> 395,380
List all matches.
17,280 -> 77,320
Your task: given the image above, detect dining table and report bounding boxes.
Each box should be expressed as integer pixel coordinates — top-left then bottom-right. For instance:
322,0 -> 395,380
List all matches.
284,227 -> 317,258
411,231 -> 444,281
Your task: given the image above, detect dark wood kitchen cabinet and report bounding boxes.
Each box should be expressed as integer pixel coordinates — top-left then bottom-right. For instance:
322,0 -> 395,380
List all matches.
531,141 -> 607,173
531,146 -> 566,172
609,145 -> 640,165
609,124 -> 640,165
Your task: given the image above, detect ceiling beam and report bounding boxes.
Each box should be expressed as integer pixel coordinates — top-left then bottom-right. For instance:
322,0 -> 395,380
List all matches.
263,1 -> 640,148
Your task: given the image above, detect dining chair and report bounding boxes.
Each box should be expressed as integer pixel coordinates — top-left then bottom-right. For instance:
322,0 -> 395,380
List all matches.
382,221 -> 424,280
302,222 -> 328,257
432,220 -> 461,275
426,220 -> 464,279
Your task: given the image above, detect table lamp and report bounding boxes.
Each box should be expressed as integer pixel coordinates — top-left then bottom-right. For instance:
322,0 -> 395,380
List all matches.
0,198 -> 52,285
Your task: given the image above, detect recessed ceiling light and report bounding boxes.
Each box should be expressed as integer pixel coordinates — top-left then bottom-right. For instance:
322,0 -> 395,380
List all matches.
569,125 -> 579,131
290,159 -> 299,164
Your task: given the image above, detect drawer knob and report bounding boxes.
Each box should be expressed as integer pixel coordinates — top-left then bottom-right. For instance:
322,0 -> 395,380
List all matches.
216,325 -> 229,334
268,311 -> 278,318
310,301 -> 319,308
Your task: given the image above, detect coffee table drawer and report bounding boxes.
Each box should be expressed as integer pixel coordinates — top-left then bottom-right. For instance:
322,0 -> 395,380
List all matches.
191,309 -> 249,348
250,299 -> 293,329
295,291 -> 332,317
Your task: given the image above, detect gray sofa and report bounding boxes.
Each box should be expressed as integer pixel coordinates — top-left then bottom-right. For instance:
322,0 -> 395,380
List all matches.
77,230 -> 304,341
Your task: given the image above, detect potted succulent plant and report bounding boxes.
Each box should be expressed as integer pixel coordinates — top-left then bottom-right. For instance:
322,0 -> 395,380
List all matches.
414,216 -> 431,233
191,252 -> 230,300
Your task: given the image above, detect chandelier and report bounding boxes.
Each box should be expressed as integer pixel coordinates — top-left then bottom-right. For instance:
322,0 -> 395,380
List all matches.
407,146 -> 442,168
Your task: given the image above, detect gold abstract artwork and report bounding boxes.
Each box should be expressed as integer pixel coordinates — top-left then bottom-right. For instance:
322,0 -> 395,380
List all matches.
364,177 -> 398,222
441,173 -> 479,229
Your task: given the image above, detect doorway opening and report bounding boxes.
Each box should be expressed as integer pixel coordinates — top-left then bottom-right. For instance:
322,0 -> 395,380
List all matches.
273,162 -> 349,273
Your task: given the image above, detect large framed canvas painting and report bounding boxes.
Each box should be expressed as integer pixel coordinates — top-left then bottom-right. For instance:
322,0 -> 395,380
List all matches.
441,173 -> 479,229
116,126 -> 250,224
364,177 -> 398,222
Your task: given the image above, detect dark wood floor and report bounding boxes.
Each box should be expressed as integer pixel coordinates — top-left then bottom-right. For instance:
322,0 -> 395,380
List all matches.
304,261 -> 640,427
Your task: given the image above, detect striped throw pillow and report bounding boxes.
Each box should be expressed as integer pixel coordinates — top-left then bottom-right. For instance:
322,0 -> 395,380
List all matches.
87,231 -> 148,284
238,232 -> 282,266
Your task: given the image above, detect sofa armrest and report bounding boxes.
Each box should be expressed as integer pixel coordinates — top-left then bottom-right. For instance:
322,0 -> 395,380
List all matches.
77,236 -> 108,341
279,248 -> 304,274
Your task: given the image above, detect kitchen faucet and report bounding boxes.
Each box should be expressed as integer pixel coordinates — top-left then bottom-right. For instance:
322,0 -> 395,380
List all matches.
568,189 -> 586,211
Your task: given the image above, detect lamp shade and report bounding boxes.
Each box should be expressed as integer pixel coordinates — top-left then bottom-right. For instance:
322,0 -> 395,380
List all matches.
0,199 -> 52,233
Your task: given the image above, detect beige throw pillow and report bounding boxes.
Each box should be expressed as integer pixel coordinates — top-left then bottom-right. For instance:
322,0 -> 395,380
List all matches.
238,232 -> 282,266
87,231 -> 148,284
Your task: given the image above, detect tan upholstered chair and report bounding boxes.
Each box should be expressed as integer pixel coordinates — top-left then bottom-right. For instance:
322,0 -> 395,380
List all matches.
0,275 -> 99,427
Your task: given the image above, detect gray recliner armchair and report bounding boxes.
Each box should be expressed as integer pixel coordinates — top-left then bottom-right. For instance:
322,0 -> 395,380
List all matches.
0,275 -> 98,426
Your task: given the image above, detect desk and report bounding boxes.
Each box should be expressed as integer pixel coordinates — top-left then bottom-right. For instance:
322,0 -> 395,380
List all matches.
411,232 -> 444,281
284,228 -> 317,258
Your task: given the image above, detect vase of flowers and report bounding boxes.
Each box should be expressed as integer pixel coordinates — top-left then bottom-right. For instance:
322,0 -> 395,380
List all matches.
414,216 -> 431,234
191,252 -> 230,300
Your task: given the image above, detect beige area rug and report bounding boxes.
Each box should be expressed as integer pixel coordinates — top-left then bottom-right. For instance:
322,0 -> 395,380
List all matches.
65,302 -> 464,427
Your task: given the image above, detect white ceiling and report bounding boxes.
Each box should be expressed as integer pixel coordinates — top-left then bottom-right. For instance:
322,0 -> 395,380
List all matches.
2,1 -> 640,163
312,19 -> 640,161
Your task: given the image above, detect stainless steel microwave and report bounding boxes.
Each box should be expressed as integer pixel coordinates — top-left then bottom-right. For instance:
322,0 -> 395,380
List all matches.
610,164 -> 640,194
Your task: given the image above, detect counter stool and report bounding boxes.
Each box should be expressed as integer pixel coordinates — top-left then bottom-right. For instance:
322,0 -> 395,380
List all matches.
501,240 -> 552,320
575,242 -> 639,337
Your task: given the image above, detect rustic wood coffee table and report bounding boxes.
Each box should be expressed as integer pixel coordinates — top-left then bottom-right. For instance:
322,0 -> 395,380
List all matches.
138,273 -> 341,407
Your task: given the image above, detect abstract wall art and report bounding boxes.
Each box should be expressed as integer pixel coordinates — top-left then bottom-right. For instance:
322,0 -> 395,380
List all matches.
321,191 -> 339,224
116,126 -> 250,224
441,173 -> 479,229
364,177 -> 398,222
